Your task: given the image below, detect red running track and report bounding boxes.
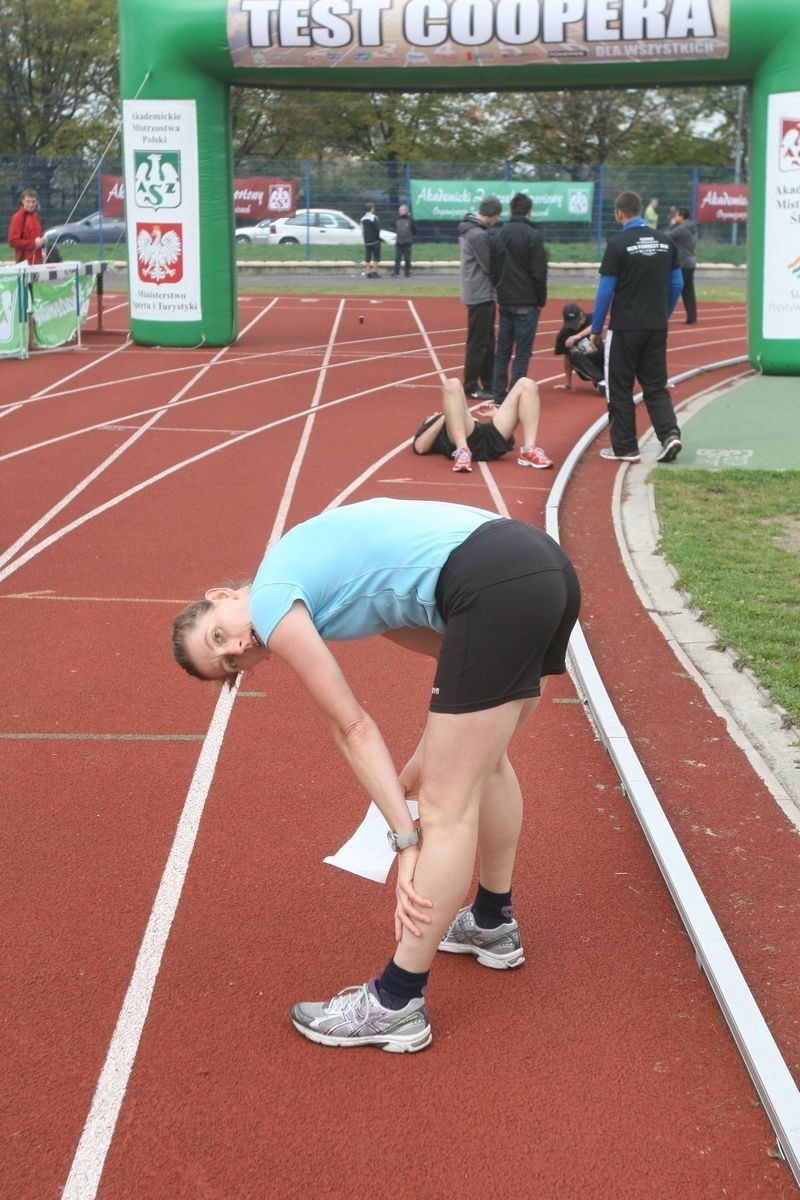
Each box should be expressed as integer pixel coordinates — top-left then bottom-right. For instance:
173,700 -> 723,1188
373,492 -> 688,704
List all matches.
1,293 -> 797,1199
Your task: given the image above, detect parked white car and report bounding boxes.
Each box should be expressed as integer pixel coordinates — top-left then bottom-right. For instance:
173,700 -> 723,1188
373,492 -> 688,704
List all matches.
235,208 -> 395,246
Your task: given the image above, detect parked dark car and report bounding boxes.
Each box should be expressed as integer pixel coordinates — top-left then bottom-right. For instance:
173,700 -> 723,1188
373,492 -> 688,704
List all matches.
44,211 -> 127,246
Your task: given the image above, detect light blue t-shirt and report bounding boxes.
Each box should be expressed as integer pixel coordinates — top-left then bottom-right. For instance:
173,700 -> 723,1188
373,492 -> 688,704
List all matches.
249,498 -> 499,645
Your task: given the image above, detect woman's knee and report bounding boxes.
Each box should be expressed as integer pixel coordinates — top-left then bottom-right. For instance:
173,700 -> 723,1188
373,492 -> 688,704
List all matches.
417,784 -> 481,833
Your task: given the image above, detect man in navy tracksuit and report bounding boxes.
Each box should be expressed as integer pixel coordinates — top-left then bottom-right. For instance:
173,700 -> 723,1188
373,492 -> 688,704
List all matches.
590,190 -> 684,464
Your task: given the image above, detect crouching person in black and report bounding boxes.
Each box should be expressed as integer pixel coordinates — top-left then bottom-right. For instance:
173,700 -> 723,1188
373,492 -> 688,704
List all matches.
554,303 -> 605,393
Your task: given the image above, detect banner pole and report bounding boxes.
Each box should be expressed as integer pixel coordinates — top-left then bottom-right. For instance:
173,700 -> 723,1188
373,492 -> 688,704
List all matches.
96,265 -> 105,333
98,155 -> 105,260
595,162 -> 605,261
18,269 -> 30,360
75,265 -> 82,350
304,159 -> 311,262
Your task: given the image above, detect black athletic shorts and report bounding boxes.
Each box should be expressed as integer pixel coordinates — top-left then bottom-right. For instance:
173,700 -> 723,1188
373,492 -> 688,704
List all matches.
430,519 -> 581,713
364,241 -> 381,263
412,412 -> 514,462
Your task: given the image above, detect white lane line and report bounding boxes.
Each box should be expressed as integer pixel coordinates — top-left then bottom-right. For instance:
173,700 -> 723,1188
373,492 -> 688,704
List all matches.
0,338 -> 131,421
1,732 -> 205,742
59,316 -> 747,1200
0,303 -> 274,570
1,593 -> 186,604
1,324 -> 467,416
60,679 -> 240,1200
0,329 -> 746,582
325,299 -> 450,509
326,320 -> 747,517
60,299 -> 345,1200
407,297 -> 512,513
0,341 -> 464,463
271,299 -> 345,539
0,363 -> 463,584
0,401 -> 27,420
0,302 -> 279,573
407,299 -> 449,386
1,317 -> 744,462
0,419 -> 172,569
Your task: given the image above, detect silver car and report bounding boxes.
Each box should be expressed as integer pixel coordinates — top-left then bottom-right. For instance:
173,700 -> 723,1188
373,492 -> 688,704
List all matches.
235,208 -> 395,246
44,210 -> 127,246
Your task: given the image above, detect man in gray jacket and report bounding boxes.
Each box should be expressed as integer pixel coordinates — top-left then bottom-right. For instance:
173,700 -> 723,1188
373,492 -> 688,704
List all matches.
459,195 -> 503,401
667,206 -> 698,324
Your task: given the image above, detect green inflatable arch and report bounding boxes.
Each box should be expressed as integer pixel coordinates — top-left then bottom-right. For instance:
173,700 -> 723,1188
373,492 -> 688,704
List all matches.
118,0 -> 800,374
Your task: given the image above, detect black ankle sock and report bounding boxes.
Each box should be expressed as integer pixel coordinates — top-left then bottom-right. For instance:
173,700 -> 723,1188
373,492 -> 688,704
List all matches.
377,958 -> 429,1010
471,884 -> 513,929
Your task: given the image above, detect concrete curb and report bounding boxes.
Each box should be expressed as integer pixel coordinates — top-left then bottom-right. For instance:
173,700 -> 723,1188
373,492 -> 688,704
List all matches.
613,390 -> 800,828
101,260 -> 747,288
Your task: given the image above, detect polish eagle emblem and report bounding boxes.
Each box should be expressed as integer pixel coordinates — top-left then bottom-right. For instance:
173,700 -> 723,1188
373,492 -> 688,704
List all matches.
136,223 -> 183,283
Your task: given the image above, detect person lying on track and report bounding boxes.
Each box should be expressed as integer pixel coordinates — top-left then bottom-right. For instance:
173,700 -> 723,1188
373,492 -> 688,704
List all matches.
171,497 -> 581,1053
412,377 -> 553,472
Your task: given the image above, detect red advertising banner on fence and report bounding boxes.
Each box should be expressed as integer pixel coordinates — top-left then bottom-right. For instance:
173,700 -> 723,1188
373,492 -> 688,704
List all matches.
102,175 -> 125,217
233,177 -> 296,219
696,183 -> 749,223
101,175 -> 297,221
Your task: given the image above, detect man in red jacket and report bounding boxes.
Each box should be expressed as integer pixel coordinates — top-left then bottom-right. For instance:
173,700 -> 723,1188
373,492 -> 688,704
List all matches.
8,188 -> 46,265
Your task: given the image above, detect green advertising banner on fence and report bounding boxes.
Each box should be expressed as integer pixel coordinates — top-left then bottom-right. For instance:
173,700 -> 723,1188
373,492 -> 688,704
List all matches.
409,180 -> 594,223
31,275 -> 94,349
0,273 -> 27,358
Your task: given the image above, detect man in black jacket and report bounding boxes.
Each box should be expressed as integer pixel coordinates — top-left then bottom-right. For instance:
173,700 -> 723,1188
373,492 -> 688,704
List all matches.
590,190 -> 683,463
489,192 -> 547,402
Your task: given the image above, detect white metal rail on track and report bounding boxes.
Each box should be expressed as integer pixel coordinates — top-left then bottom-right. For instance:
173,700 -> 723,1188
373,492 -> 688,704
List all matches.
548,356 -> 800,1183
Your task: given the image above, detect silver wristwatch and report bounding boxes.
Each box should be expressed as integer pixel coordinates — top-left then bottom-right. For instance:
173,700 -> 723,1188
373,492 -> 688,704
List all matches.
387,827 -> 422,852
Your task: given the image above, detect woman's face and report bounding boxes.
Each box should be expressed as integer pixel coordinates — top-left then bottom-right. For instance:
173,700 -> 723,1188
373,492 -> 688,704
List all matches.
185,588 -> 269,680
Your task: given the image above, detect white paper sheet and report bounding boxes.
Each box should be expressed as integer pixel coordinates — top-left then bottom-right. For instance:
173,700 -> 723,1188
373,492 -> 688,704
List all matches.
324,800 -> 419,884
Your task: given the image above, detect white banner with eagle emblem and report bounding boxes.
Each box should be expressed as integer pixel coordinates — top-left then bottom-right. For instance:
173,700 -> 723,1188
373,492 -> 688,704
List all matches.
123,100 -> 202,321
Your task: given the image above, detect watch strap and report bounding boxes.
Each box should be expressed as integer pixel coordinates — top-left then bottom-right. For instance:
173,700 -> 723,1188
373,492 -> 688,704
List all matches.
387,827 -> 422,851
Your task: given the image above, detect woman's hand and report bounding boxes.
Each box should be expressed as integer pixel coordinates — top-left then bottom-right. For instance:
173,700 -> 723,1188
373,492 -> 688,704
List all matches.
398,753 -> 423,802
394,846 -> 432,940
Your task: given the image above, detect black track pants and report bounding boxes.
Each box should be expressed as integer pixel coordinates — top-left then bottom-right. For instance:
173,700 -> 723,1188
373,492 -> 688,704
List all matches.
604,328 -> 680,454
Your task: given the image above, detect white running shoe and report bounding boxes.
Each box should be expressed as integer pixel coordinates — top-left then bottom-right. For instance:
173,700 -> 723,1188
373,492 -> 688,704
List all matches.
291,979 -> 432,1053
438,907 -> 525,970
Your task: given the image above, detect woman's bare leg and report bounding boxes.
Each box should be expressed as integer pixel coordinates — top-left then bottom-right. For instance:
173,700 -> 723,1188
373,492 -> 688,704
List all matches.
393,697 -> 537,974
475,696 -> 539,890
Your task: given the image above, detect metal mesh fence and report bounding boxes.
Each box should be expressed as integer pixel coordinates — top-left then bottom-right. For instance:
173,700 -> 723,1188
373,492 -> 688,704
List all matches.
3,153 -> 747,253
235,156 -> 749,250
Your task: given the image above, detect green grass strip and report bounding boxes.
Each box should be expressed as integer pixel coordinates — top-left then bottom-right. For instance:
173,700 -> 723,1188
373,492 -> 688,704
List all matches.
653,469 -> 800,728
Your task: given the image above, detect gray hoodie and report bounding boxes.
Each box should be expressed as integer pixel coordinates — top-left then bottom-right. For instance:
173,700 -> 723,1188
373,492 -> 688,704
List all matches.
667,220 -> 697,270
458,214 -> 495,305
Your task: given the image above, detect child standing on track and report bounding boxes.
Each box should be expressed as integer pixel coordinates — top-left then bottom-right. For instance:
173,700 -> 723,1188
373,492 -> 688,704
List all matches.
171,498 -> 580,1053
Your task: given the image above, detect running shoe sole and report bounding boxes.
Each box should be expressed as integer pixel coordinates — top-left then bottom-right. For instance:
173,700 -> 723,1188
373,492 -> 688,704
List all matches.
438,941 -> 525,970
599,449 -> 641,462
291,1017 -> 432,1053
656,437 -> 682,463
517,456 -> 552,470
